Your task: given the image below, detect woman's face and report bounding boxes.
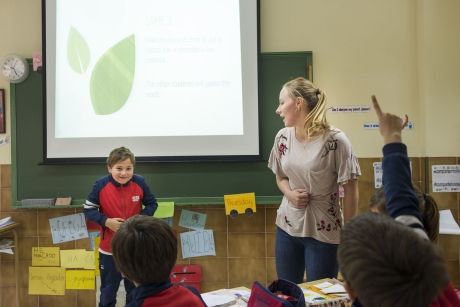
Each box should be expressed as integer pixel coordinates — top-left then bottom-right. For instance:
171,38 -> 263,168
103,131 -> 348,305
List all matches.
276,87 -> 302,127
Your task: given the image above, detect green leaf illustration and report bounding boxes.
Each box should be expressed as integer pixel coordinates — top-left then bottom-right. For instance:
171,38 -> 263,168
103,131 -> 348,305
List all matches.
67,27 -> 90,74
90,35 -> 136,115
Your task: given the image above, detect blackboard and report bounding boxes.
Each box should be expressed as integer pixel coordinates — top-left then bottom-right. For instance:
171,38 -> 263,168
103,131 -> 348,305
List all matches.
11,52 -> 312,206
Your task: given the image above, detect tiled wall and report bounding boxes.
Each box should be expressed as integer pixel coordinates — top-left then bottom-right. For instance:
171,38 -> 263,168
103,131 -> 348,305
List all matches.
1,158 -> 459,306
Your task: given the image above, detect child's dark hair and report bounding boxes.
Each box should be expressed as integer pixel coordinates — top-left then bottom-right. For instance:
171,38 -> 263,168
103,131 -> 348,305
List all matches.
369,187 -> 439,242
107,147 -> 135,167
338,213 -> 447,307
111,216 -> 177,285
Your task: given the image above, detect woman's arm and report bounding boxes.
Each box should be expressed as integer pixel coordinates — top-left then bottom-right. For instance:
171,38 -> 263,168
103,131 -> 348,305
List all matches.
276,175 -> 309,208
342,179 -> 359,223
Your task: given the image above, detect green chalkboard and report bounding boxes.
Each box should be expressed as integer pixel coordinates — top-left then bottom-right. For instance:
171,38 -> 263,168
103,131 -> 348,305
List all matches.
11,52 -> 312,206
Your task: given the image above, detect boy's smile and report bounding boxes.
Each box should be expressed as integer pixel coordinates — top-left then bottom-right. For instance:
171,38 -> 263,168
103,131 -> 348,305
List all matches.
108,158 -> 134,185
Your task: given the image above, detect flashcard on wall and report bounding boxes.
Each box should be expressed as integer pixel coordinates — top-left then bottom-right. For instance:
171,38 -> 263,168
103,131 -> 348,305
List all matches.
180,229 -> 216,258
60,249 -> 95,269
224,192 -> 256,217
49,213 -> 89,244
179,209 -> 207,230
66,270 -> 95,290
88,231 -> 100,251
432,165 -> 460,192
154,201 -> 175,218
32,247 -> 60,266
29,266 -> 65,295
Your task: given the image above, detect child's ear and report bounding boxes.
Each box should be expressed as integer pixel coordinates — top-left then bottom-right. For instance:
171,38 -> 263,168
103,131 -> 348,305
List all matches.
107,165 -> 112,173
344,280 -> 357,301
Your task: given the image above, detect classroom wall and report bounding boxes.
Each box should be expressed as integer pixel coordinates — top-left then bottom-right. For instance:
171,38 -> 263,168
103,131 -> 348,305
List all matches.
1,0 -> 459,305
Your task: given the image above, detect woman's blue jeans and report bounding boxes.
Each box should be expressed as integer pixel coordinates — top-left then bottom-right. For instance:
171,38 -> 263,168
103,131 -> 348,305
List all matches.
275,227 -> 338,283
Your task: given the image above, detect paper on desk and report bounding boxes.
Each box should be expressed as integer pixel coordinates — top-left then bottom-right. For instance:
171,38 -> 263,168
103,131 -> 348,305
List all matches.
313,281 -> 334,289
439,209 -> 460,235
320,284 -> 347,294
201,293 -> 237,307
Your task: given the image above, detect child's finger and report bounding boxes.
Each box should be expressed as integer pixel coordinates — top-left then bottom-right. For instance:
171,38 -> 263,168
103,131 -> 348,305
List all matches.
371,95 -> 383,118
402,114 -> 409,128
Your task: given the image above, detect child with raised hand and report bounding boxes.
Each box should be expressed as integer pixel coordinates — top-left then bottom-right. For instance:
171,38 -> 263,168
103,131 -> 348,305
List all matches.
337,96 -> 460,307
84,146 -> 158,307
111,215 -> 206,307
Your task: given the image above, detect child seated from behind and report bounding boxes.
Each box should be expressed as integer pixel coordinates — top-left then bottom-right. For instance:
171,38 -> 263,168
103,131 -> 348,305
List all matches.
111,215 -> 206,307
337,96 -> 460,307
369,187 -> 439,242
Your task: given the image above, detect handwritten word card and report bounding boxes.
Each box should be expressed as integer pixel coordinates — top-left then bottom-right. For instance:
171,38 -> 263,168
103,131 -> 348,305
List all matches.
60,249 -> 95,269
29,266 -> 65,295
32,247 -> 60,266
224,192 -> 256,215
49,213 -> 89,244
179,209 -> 207,230
66,270 -> 95,290
180,229 -> 216,258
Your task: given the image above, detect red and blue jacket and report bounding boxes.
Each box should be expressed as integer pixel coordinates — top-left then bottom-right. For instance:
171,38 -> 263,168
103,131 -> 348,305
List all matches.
84,174 -> 157,253
126,280 -> 206,307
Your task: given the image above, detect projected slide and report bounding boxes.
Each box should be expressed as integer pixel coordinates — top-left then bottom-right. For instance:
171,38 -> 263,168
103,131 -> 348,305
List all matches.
45,0 -> 259,159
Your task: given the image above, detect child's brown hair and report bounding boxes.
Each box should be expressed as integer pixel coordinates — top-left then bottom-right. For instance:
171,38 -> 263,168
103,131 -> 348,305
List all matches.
111,216 -> 177,285
106,147 -> 135,167
369,187 -> 439,242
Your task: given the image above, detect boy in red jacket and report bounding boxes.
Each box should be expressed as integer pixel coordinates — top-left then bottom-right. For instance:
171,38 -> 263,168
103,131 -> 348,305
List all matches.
84,147 -> 158,307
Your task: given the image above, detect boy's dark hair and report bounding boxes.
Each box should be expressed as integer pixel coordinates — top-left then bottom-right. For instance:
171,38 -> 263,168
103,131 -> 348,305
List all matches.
338,213 -> 447,307
369,187 -> 439,242
112,216 -> 177,285
107,147 -> 136,167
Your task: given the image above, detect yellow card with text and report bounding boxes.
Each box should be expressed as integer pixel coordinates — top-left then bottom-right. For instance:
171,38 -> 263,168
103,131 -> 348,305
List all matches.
60,249 -> 86,268
65,270 -> 95,290
32,247 -> 60,266
29,266 -> 65,295
224,192 -> 256,216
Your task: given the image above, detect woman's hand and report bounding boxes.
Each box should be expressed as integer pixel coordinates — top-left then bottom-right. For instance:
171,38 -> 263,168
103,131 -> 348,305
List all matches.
287,189 -> 310,208
105,217 -> 125,232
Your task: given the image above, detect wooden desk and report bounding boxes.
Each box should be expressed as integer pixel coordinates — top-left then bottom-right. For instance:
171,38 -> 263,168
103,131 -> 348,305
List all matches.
0,222 -> 20,307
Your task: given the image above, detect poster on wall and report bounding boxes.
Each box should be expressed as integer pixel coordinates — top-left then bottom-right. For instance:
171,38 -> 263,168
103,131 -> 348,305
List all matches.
432,165 -> 460,192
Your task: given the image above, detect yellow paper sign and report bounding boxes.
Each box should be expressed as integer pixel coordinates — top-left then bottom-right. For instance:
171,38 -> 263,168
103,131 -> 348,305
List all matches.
224,192 -> 256,215
153,201 -> 175,218
94,236 -> 100,276
32,247 -> 60,266
65,270 -> 95,290
60,249 -> 89,268
28,266 -> 65,295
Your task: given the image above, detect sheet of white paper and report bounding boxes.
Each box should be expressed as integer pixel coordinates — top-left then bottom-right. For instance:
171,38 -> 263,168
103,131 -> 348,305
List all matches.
314,281 -> 334,289
439,210 -> 460,235
201,293 -> 236,306
321,284 -> 347,294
